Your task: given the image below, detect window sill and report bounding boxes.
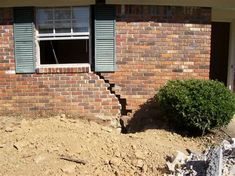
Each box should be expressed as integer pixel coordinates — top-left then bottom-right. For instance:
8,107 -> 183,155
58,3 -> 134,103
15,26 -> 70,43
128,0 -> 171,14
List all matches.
36,64 -> 90,74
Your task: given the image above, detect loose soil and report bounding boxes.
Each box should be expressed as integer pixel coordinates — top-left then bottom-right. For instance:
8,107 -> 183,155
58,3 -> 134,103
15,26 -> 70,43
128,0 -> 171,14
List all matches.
0,116 -> 225,176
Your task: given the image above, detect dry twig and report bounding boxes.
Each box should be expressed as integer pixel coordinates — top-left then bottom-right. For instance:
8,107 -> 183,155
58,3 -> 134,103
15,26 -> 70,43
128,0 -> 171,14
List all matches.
60,154 -> 87,165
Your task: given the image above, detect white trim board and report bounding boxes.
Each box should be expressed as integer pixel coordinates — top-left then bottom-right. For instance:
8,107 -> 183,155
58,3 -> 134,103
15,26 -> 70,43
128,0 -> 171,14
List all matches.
227,20 -> 235,91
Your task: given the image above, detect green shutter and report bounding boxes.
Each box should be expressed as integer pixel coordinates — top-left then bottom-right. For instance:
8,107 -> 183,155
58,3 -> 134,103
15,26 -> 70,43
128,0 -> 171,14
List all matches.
14,7 -> 35,73
94,6 -> 116,72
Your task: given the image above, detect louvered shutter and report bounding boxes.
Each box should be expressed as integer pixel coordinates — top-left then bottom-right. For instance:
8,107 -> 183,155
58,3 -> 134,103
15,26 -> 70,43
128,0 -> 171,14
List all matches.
94,6 -> 116,72
14,7 -> 36,73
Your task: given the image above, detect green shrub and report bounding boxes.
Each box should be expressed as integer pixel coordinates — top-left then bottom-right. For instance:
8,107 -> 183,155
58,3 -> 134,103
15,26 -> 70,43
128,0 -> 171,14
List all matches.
157,79 -> 235,134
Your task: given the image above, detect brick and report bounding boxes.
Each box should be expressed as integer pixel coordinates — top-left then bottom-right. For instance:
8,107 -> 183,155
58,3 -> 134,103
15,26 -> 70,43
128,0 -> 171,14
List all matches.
101,5 -> 211,113
0,6 -> 212,122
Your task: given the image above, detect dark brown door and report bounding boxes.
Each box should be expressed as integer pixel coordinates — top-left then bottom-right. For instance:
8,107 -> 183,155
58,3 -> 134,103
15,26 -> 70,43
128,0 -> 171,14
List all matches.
210,22 -> 230,86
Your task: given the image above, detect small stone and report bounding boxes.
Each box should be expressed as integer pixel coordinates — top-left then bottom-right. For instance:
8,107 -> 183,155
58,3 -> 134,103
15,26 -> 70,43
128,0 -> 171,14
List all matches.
135,150 -> 145,159
14,141 -> 29,151
104,159 -> 110,165
142,164 -> 148,173
0,144 -> 4,148
5,127 -> 14,132
109,158 -> 122,166
60,118 -> 67,123
136,159 -> 144,168
61,164 -> 76,174
131,144 -> 137,150
132,159 -> 144,168
101,127 -> 112,133
116,127 -> 122,133
120,116 -> 131,128
172,151 -> 187,165
222,140 -> 233,151
114,151 -> 121,158
69,119 -> 77,123
60,114 -> 66,118
166,161 -> 175,172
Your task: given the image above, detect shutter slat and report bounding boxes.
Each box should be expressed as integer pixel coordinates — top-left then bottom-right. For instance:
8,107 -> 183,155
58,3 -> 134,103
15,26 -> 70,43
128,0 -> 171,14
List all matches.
95,6 -> 116,72
14,7 -> 35,73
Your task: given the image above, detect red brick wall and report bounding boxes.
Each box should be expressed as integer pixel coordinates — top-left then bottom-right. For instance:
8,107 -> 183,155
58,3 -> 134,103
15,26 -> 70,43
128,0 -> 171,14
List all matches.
0,8 -> 120,125
102,5 -> 212,114
0,6 -> 212,124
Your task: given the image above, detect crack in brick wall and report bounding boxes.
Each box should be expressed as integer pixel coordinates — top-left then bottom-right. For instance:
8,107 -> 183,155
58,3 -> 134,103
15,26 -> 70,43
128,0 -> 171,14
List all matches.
101,5 -> 212,115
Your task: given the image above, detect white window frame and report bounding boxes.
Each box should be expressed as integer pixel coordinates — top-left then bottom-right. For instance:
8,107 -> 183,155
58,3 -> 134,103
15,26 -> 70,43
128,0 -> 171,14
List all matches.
35,6 -> 91,68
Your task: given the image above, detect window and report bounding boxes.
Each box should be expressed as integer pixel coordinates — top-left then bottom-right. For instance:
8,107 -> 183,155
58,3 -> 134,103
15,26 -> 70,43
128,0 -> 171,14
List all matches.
36,7 -> 90,66
14,6 -> 116,74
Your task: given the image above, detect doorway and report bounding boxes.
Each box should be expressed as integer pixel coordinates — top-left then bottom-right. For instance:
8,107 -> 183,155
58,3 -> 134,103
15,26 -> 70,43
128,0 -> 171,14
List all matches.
210,22 -> 230,86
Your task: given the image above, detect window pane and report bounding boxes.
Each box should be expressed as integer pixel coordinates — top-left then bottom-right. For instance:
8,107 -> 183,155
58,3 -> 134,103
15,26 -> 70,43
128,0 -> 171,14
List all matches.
37,7 -> 90,36
55,20 -> 71,33
55,8 -> 71,20
55,28 -> 71,33
73,20 -> 88,32
72,7 -> 89,32
37,8 -> 53,34
37,8 -> 53,22
39,21 -> 53,29
39,29 -> 53,34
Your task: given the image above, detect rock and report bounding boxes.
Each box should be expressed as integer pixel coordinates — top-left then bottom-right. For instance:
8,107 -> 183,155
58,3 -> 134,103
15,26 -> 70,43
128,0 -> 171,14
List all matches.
132,159 -> 144,168
222,140 -> 233,151
0,144 -> 4,148
116,127 -> 122,133
229,138 -> 235,148
60,114 -> 66,118
61,164 -> 76,174
131,144 -> 137,150
68,119 -> 77,123
114,151 -> 121,158
34,154 -> 47,164
206,147 -> 223,176
60,118 -> 67,123
230,165 -> 235,175
101,127 -> 112,133
109,158 -> 122,167
142,164 -> 148,173
166,151 -> 189,173
136,159 -> 144,168
5,127 -> 15,132
120,116 -> 131,129
13,141 -> 29,151
166,161 -> 175,172
135,150 -> 145,159
172,151 -> 188,164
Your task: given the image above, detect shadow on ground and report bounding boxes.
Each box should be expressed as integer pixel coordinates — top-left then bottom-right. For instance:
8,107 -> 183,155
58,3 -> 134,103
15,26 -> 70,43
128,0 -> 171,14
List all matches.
124,96 -> 205,137
125,96 -> 171,133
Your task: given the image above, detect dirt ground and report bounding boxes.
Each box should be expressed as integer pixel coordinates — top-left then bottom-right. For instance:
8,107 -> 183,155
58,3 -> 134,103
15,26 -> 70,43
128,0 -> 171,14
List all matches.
0,115 -> 225,176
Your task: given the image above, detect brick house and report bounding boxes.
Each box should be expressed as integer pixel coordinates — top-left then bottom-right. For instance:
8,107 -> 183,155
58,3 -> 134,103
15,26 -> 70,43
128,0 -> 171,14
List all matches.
0,0 -> 235,127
